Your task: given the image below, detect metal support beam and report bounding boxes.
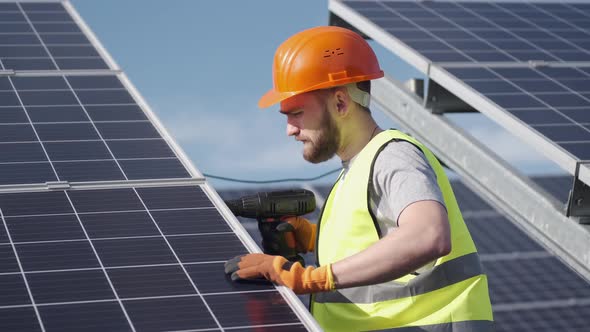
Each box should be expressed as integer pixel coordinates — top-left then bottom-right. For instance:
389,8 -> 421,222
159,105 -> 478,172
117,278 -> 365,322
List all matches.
372,75 -> 590,281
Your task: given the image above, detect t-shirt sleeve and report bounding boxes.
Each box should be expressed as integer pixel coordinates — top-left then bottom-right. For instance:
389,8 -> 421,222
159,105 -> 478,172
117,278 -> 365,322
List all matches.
371,140 -> 445,228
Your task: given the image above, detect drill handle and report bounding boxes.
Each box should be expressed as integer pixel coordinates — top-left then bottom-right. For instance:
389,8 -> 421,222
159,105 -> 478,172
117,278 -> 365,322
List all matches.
258,219 -> 304,265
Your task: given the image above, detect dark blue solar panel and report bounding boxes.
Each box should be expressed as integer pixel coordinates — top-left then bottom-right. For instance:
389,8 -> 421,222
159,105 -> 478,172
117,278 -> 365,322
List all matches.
0,307 -> 42,332
123,297 -> 218,331
484,256 -> 590,304
0,2 -> 108,71
343,0 -> 590,63
40,302 -> 131,332
107,265 -> 196,298
26,270 -> 114,303
0,274 -> 30,306
118,158 -> 190,180
447,177 -> 590,331
5,214 -> 84,242
205,292 -> 302,328
0,185 -> 306,331
494,305 -> 590,332
446,65 -> 590,160
0,75 -> 191,184
0,245 -> 20,273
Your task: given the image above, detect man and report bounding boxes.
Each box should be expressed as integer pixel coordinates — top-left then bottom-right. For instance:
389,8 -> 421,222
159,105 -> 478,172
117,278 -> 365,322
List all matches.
225,26 -> 493,331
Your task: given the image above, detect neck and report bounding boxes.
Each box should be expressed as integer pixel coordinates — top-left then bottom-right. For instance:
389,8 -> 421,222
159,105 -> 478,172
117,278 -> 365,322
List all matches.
337,115 -> 381,162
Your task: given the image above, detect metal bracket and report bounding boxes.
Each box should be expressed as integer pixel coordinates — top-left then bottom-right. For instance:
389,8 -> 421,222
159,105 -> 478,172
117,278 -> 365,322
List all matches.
45,181 -> 71,190
425,79 -> 477,114
567,161 -> 590,221
0,70 -> 15,77
404,79 -> 424,99
528,60 -> 549,68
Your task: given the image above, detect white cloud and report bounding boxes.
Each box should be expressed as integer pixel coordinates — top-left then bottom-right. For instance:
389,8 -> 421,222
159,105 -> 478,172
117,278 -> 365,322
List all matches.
149,94 -> 335,177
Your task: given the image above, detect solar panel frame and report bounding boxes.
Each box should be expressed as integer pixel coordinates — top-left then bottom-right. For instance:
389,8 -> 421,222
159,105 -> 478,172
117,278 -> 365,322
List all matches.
329,0 -> 590,186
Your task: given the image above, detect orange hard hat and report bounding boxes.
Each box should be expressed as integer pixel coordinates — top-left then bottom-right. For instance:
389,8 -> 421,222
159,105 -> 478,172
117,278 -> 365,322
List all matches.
258,26 -> 384,108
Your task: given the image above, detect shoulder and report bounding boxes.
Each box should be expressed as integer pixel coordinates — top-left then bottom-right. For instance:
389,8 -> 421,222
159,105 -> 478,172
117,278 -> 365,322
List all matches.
370,139 -> 445,225
373,139 -> 431,172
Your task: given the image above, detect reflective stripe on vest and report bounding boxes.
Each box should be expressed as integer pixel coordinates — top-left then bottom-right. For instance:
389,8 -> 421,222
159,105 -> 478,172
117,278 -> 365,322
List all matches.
314,252 -> 482,304
372,320 -> 495,331
311,130 -> 493,332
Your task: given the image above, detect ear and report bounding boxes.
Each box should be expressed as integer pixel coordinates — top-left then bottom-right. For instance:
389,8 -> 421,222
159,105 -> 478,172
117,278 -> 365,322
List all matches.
333,88 -> 350,116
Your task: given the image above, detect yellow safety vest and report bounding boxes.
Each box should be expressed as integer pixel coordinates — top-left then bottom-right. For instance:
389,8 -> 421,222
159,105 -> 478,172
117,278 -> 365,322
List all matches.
311,130 -> 494,331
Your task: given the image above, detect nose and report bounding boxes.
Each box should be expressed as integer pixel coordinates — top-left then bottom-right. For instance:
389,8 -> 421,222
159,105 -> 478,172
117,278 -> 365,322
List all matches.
286,121 -> 300,137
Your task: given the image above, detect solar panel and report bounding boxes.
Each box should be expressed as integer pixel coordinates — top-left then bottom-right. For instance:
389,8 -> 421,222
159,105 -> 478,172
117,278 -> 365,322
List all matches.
344,0 -> 590,64
0,74 -> 190,184
330,0 -> 590,193
0,185 -> 306,331
445,65 -> 590,159
0,2 -> 108,71
0,0 -> 318,330
450,178 -> 590,331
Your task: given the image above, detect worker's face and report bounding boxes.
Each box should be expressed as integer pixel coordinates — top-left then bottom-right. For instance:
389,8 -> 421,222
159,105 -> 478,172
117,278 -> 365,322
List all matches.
280,91 -> 340,163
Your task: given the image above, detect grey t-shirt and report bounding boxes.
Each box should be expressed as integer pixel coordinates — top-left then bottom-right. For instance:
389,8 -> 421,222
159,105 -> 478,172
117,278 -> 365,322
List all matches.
342,140 -> 445,237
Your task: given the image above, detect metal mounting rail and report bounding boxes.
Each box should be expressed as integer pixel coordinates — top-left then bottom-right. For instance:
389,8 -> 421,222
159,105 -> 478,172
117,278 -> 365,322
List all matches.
0,178 -> 205,194
372,75 -> 590,281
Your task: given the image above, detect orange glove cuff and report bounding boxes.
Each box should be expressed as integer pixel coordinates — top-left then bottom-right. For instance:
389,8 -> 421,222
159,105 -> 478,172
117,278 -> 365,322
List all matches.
273,257 -> 335,294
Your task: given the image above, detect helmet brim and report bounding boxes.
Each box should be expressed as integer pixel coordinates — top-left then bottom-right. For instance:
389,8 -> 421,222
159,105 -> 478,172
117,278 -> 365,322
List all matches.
258,71 -> 385,109
258,89 -> 296,109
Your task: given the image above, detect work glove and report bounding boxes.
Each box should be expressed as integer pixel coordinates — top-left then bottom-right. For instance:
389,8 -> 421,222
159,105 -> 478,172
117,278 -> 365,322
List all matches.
277,216 -> 317,253
224,253 -> 334,294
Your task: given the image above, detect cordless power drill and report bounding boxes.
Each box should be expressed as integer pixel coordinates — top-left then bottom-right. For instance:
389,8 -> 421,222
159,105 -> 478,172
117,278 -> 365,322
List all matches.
225,189 -> 316,265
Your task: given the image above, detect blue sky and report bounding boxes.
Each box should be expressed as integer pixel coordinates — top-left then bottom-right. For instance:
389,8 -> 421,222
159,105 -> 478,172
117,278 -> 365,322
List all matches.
70,0 -> 564,189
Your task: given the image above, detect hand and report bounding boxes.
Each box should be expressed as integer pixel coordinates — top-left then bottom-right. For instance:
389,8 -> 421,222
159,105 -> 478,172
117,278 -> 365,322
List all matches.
224,253 -> 334,294
277,216 -> 317,253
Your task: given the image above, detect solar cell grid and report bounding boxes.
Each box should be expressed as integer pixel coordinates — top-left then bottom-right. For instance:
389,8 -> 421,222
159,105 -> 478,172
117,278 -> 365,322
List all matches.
0,2 -> 107,71
494,305 -> 590,332
446,65 -> 590,159
435,178 -> 590,331
0,74 -> 190,184
344,0 -> 590,63
463,215 -> 545,254
485,256 -> 590,304
0,185 -> 306,331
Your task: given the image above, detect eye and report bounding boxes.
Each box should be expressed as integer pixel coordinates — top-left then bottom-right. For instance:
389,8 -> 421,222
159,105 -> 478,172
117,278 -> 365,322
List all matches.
291,110 -> 303,118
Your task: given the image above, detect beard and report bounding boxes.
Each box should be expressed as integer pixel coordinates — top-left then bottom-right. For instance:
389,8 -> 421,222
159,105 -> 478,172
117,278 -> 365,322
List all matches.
302,106 -> 340,164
